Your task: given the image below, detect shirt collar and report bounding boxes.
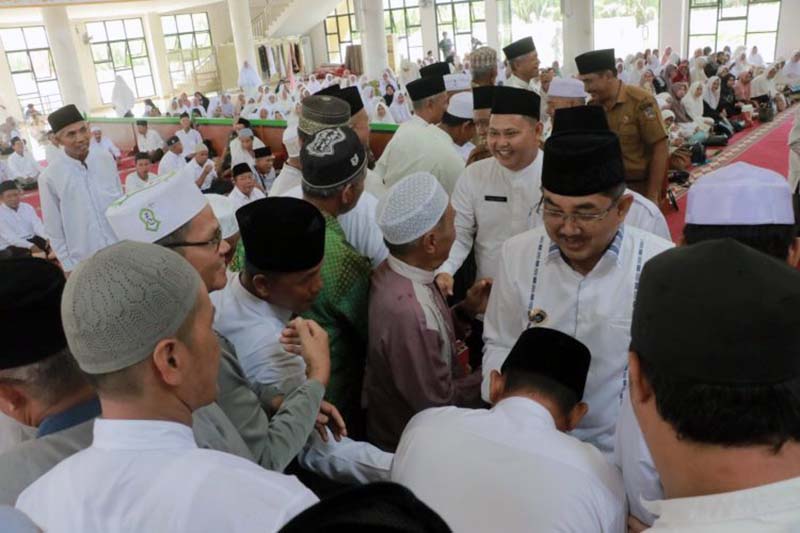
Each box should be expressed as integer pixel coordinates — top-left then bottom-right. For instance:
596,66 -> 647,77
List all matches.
492,396 -> 557,431
232,272 -> 292,324
547,226 -> 625,267
37,396 -> 101,438
92,418 -> 197,451
387,255 -> 436,285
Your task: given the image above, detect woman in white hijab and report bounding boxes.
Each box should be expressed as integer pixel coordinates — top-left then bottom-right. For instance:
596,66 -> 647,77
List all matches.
730,52 -> 749,77
389,90 -> 413,124
748,46 -> 765,68
370,100 -> 396,125
111,75 -> 135,117
238,60 -> 262,99
691,57 -> 708,84
782,51 -> 800,83
682,81 -> 714,131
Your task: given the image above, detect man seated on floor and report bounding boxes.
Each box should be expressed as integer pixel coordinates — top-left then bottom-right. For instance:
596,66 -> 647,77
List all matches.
232,128 -> 256,169
228,162 -> 265,211
391,327 -> 625,532
175,112 -> 202,160
89,126 -> 120,161
6,137 -> 40,188
229,118 -> 265,164
158,135 -> 187,177
15,242 -> 318,531
365,172 -> 488,452
125,152 -> 158,193
251,146 -> 276,194
181,143 -> 217,192
0,181 -> 51,259
135,120 -> 164,163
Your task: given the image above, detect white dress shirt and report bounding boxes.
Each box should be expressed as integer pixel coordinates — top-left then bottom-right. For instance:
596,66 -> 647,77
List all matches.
124,171 -> 158,194
0,201 -> 46,249
175,128 -> 203,157
136,129 -> 164,152
644,476 -> 800,532
505,74 -> 533,90
228,185 -> 266,212
482,225 -> 673,453
455,141 -> 475,162
229,136 -> 265,165
39,149 -> 123,272
438,153 -> 543,282
181,158 -> 217,190
282,186 -> 388,268
90,137 -> 120,159
158,150 -> 188,177
6,151 -> 40,179
271,163 -> 302,197
626,189 -> 671,240
16,418 -> 318,533
392,397 -> 626,533
0,159 -> 10,182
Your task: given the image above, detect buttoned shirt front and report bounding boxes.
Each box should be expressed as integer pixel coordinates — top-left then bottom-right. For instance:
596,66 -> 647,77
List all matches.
0,201 -> 46,249
181,158 -> 217,190
482,225 -> 673,453
136,129 -> 164,152
175,128 -> 203,158
158,150 -> 188,177
228,185 -> 266,211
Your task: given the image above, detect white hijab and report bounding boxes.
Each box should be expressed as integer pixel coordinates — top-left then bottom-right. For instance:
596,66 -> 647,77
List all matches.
370,101 -> 396,124
703,76 -> 721,110
681,81 -> 706,122
389,91 -> 413,123
238,61 -> 262,89
111,76 -> 135,117
783,54 -> 800,80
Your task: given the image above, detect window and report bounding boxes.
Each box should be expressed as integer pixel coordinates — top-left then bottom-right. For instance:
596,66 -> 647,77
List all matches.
594,0 -> 659,59
324,0 -> 360,64
434,0 -> 487,61
688,0 -> 781,62
161,13 -> 218,91
503,0 -> 562,67
0,26 -> 62,114
86,18 -> 154,104
384,0 -> 424,64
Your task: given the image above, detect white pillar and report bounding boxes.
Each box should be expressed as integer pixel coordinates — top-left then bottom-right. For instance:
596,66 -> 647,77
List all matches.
420,2 -> 438,60
485,0 -> 499,50
561,0 -> 593,77
356,0 -> 388,79
659,0 -> 687,58
144,13 -> 172,98
228,0 -> 258,76
42,5 -> 89,114
0,41 -> 23,121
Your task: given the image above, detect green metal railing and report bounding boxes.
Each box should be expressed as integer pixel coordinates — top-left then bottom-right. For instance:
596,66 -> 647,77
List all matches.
86,116 -> 400,133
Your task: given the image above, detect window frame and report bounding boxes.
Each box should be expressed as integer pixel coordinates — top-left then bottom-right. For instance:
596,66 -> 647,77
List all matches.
687,0 -> 782,62
384,0 -> 424,64
433,0 -> 487,61
160,12 -> 218,92
324,0 -> 360,64
0,26 -> 62,114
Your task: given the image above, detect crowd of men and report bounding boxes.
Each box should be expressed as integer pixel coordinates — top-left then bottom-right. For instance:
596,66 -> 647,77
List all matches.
1,36 -> 800,533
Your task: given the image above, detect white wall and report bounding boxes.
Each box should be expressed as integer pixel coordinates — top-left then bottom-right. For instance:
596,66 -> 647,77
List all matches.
776,0 -> 800,61
309,21 -> 327,67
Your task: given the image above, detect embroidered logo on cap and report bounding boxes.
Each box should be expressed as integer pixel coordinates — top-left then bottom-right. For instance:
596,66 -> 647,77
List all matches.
350,153 -> 360,167
307,128 -> 346,157
139,208 -> 161,232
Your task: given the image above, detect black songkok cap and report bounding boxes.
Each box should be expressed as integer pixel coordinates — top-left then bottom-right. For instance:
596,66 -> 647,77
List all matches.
419,62 -> 451,79
503,36 -> 536,61
0,181 -> 18,194
254,146 -> 272,158
232,162 -> 251,178
491,86 -> 540,119
317,84 -> 364,116
543,131 -> 624,196
47,104 -> 84,134
632,239 -> 800,384
279,482 -> 452,533
552,105 -> 608,135
166,135 -> 180,147
472,86 -> 495,110
9,136 -> 21,146
575,49 -> 616,75
0,258 -> 67,370
406,76 -> 446,102
134,151 -> 150,162
501,328 -> 591,400
179,111 -> 190,119
237,197 -> 325,273
237,117 -> 251,128
301,127 -> 366,189
136,119 -> 147,127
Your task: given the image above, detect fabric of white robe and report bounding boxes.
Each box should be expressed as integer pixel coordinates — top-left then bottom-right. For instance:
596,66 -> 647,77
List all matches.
0,201 -> 47,249
158,150 -> 188,177
788,107 -> 800,192
110,75 -> 135,117
6,151 -> 40,179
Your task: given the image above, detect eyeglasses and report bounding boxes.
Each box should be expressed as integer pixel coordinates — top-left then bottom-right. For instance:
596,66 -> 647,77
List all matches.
163,227 -> 222,251
537,197 -> 621,227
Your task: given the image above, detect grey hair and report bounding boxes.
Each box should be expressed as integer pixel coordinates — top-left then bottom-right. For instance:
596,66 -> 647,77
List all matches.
301,167 -> 366,199
0,348 -> 88,406
412,94 -> 440,111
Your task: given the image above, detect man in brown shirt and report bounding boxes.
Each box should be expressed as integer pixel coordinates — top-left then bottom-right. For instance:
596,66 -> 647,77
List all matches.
576,49 -> 668,203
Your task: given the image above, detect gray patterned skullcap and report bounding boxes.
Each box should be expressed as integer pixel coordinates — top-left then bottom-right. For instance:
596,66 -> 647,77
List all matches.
376,172 -> 449,245
61,241 -> 203,374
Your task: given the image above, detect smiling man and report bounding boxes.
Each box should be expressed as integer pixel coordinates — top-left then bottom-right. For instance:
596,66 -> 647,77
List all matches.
39,104 -> 123,273
482,126 -> 673,456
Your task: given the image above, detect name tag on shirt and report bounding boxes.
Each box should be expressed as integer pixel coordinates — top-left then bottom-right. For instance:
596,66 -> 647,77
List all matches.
484,195 -> 508,202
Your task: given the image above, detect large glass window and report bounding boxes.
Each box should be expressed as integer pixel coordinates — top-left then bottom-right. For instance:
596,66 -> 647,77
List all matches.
161,13 -> 218,91
434,0 -> 487,61
688,0 -> 781,62
0,26 -> 62,113
324,0 -> 360,64
593,0 -> 659,59
503,0 -> 562,67
384,0 -> 423,64
86,18 -> 154,104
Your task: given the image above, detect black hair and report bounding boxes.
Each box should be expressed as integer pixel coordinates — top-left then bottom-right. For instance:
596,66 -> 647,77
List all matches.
503,371 -> 579,416
440,112 -> 473,127
683,223 -> 797,260
638,355 -> 800,451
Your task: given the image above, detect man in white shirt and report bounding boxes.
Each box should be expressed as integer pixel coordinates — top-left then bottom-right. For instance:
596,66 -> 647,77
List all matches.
627,239 -> 800,532
39,105 -> 123,273
482,127 -> 673,456
181,143 -> 217,192
373,75 -> 463,194
503,37 -> 540,91
438,91 -> 476,162
392,327 -> 625,533
0,158 -> 10,183
158,135 -> 187,177
135,119 -> 164,163
125,152 -> 158,193
466,85 -> 495,164
6,137 -> 40,186
229,118 -> 265,164
542,77 -> 588,141
175,112 -> 202,159
0,181 -> 49,257
17,241 -> 318,532
228,162 -> 265,211
271,124 -> 302,197
89,126 -> 120,160
252,146 -> 276,193
232,128 -> 256,168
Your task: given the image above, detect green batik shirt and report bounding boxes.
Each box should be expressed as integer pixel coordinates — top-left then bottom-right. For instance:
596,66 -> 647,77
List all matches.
303,213 -> 372,423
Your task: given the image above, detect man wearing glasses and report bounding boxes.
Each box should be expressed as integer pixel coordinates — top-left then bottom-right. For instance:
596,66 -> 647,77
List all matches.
481,115 -> 673,457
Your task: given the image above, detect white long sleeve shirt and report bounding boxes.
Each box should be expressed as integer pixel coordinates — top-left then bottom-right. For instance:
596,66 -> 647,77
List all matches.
158,150 -> 187,177
392,398 -> 626,533
271,164 -> 302,198
0,202 -> 46,249
175,128 -> 203,158
124,171 -> 158,194
625,189 -> 671,240
16,418 -> 318,533
136,129 -> 164,152
0,160 -> 10,182
6,151 -> 40,179
90,137 -> 120,159
482,225 -> 673,454
228,185 -> 266,212
181,158 -> 217,190
39,149 -> 123,272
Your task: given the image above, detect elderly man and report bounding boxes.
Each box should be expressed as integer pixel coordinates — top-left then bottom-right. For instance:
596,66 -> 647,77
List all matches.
134,119 -> 164,163
391,328 -> 625,532
39,105 -> 122,273
229,162 -> 265,211
181,143 -> 217,192
439,92 -> 476,162
89,126 -> 120,160
364,172 -> 488,452
482,125 -> 673,456
175,112 -> 202,159
158,135 -> 187,177
15,242 -> 318,531
466,85 -> 495,164
125,152 -> 157,193
503,37 -> 540,91
543,77 -> 588,140
6,137 -> 40,186
470,46 -> 498,87
251,146 -> 276,193
0,181 -> 50,258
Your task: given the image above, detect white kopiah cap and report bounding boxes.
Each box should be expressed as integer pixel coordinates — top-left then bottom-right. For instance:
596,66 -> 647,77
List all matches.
377,171 -> 449,245
444,73 -> 472,92
206,194 -> 239,239
447,92 -> 474,119
548,77 -> 588,99
105,171 -> 208,242
90,125 -> 101,133
686,162 -> 795,225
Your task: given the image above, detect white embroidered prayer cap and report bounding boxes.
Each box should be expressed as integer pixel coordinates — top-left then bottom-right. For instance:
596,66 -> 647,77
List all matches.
206,194 -> 239,239
106,171 -> 208,243
444,73 -> 472,92
686,162 -> 795,225
90,125 -> 101,133
377,171 -> 450,245
447,92 -> 474,119
548,77 -> 588,99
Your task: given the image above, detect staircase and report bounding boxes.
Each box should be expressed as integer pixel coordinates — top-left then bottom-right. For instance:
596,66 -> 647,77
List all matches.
251,0 -> 297,39
251,0 -> 344,39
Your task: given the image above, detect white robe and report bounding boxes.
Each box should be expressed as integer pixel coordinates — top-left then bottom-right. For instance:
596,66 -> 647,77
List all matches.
0,201 -> 46,249
158,150 -> 188,177
90,137 -> 120,159
110,75 -> 135,117
6,151 -> 40,179
789,106 -> 800,192
228,185 -> 265,211
124,171 -> 158,194
175,128 -> 203,158
136,129 -> 165,152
